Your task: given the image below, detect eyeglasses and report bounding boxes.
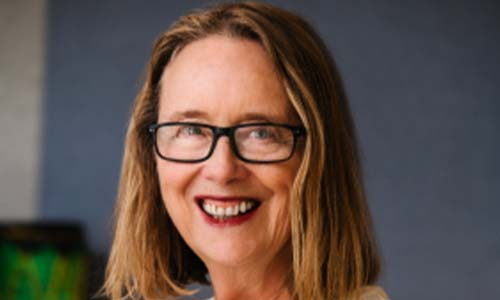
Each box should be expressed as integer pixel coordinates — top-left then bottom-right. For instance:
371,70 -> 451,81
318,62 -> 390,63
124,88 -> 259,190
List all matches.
149,122 -> 306,163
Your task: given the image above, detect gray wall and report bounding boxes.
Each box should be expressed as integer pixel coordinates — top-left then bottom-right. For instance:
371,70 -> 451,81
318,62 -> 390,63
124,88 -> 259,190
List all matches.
0,0 -> 46,220
39,1 -> 500,299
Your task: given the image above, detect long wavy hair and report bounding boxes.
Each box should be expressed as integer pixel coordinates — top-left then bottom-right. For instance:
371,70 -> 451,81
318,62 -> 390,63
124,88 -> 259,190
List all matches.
103,2 -> 380,300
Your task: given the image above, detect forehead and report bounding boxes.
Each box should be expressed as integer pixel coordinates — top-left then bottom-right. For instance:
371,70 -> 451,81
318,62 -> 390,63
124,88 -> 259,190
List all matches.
158,35 -> 293,124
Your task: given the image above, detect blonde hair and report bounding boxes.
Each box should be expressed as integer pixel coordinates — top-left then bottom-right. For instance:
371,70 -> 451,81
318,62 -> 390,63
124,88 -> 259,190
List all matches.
103,2 -> 380,300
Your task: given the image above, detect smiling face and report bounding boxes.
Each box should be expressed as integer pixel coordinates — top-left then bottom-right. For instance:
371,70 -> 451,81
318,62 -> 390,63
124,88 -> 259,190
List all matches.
156,35 -> 302,271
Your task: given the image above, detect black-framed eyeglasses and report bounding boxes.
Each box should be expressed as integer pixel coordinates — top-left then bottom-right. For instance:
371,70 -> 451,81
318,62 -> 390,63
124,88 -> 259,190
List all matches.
149,122 -> 306,163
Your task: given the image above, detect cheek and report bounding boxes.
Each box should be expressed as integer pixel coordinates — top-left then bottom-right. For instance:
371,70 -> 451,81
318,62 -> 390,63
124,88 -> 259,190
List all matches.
156,160 -> 197,211
268,154 -> 302,195
256,161 -> 296,196
259,157 -> 301,230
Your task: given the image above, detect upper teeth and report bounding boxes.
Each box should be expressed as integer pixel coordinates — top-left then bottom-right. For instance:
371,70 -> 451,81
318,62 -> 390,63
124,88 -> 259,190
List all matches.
202,200 -> 256,218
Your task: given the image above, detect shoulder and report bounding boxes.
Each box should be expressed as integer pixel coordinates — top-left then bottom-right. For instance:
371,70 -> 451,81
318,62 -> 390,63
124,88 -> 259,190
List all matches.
354,285 -> 389,300
202,286 -> 388,300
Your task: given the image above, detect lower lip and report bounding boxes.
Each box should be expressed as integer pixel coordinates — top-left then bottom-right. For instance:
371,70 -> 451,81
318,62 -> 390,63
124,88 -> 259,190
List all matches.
198,204 -> 259,227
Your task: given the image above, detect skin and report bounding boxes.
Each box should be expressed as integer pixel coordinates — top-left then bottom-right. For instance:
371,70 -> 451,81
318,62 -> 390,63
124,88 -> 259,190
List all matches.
156,35 -> 302,300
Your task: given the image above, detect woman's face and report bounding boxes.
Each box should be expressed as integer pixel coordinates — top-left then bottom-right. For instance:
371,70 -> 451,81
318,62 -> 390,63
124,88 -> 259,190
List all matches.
156,35 -> 302,270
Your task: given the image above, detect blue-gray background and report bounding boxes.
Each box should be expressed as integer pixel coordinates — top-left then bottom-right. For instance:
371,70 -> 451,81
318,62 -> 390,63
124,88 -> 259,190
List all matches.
40,0 -> 500,299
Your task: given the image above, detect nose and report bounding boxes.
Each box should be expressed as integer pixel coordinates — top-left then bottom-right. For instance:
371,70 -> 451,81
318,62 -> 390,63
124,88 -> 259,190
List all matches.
200,136 -> 248,184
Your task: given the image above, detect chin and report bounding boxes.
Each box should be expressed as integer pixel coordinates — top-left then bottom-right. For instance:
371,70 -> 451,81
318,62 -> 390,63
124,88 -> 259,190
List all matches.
193,236 -> 260,267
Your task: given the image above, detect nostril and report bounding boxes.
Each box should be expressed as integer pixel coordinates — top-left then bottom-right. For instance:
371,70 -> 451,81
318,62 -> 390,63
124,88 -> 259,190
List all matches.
201,139 -> 248,183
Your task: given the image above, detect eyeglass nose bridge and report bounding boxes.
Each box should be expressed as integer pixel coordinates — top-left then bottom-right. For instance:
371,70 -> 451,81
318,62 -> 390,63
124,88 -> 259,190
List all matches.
207,126 -> 241,160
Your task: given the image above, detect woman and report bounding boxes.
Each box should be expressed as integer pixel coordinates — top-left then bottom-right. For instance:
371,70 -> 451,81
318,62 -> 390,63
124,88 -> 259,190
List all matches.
103,2 -> 388,300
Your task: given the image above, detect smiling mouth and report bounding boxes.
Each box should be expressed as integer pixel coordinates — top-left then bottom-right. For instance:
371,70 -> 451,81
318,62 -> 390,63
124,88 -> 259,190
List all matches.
196,197 -> 261,220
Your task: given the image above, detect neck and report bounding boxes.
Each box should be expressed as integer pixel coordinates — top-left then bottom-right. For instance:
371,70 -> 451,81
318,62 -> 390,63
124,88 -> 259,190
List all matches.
206,246 -> 293,300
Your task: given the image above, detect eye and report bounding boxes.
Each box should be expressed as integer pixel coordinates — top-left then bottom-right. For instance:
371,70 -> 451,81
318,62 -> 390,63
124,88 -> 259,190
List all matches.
249,127 -> 273,140
178,125 -> 205,137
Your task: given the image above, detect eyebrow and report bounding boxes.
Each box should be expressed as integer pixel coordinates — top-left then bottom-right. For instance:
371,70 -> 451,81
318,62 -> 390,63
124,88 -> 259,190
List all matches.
168,110 -> 210,121
165,110 -> 290,123
240,112 -> 278,122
